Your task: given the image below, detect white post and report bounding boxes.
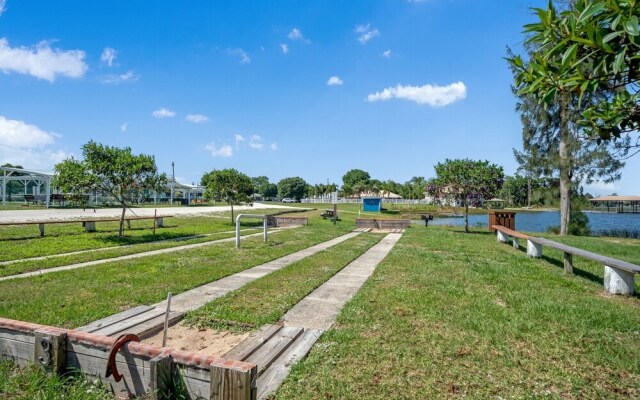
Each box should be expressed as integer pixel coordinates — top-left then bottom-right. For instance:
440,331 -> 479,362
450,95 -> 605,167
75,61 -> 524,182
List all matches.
2,170 -> 6,206
496,230 -> 509,243
604,266 -> 635,295
45,178 -> 51,208
527,240 -> 542,258
236,216 -> 242,248
263,218 -> 268,242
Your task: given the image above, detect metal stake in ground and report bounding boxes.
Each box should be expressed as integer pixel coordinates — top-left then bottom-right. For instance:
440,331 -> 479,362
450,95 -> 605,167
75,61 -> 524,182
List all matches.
162,292 -> 172,347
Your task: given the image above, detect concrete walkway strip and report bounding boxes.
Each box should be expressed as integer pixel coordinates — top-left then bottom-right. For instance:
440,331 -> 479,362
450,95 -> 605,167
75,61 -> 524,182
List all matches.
0,229 -> 285,282
74,231 -> 362,336
256,232 -> 403,399
0,228 -> 259,267
154,232 -> 361,313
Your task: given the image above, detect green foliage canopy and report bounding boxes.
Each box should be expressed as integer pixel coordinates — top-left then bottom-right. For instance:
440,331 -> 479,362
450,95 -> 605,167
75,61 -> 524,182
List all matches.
342,169 -> 371,188
277,177 -> 307,200
427,159 -> 504,232
509,0 -> 640,147
201,168 -> 253,223
53,141 -> 165,236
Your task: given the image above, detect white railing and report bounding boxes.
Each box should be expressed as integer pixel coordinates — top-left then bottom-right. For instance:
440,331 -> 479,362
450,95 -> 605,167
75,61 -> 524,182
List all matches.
301,197 -> 432,205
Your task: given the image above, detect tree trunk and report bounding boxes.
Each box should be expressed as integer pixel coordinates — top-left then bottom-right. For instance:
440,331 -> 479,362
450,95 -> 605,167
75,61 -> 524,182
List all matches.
230,204 -> 234,226
527,177 -> 532,208
119,202 -> 126,237
464,202 -> 469,233
558,96 -> 571,235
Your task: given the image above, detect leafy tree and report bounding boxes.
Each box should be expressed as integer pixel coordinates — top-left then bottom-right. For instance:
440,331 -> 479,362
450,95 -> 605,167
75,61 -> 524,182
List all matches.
202,168 -> 253,224
251,176 -> 277,200
426,159 -> 504,233
54,141 -> 166,236
342,169 -> 371,188
277,177 -> 307,200
508,0 -> 639,148
509,41 -> 626,234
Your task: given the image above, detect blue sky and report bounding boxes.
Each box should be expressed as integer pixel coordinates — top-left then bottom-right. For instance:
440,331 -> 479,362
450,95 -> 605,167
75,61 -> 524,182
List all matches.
0,0 -> 637,195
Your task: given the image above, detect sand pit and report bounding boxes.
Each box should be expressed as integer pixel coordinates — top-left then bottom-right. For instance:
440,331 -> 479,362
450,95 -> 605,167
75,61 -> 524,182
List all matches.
143,322 -> 249,357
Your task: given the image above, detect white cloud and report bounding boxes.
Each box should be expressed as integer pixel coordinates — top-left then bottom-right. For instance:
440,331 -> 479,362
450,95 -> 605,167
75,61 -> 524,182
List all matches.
354,24 -> 380,44
120,122 -> 128,132
0,116 -> 56,148
100,47 -> 117,67
288,28 -> 309,43
0,115 -> 67,170
383,49 -> 392,58
0,0 -> 6,16
280,44 -> 289,54
327,76 -> 343,86
249,135 -> 263,150
185,114 -> 210,124
151,108 -> 176,118
228,48 -> 250,64
204,142 -> 233,158
0,38 -> 87,82
234,134 -> 245,149
366,81 -> 467,107
102,70 -> 138,84
270,143 -> 278,151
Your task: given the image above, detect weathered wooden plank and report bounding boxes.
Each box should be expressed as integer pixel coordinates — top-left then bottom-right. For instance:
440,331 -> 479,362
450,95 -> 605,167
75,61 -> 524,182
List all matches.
66,340 -> 151,368
211,363 -> 257,400
75,305 -> 155,333
93,308 -> 165,337
127,311 -> 184,340
256,329 -> 322,400
0,337 -> 34,366
491,225 -> 530,239
34,330 -> 66,374
564,252 -> 573,275
66,349 -> 151,397
223,324 -> 282,361
245,327 -> 303,375
529,237 -> 640,273
0,327 -> 34,344
150,354 -> 174,400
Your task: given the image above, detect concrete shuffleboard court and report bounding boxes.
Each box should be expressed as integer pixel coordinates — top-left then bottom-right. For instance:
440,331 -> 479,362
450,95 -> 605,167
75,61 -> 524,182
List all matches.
226,232 -> 403,399
0,229 -> 286,282
74,232 -> 363,338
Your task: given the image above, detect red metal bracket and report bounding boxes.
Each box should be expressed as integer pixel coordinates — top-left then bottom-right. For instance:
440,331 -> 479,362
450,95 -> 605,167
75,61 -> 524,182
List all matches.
105,333 -> 140,382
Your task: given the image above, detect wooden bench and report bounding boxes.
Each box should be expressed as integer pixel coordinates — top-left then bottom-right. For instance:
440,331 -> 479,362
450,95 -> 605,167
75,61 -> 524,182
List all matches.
491,225 -> 532,252
0,215 -> 173,237
527,236 -> 639,295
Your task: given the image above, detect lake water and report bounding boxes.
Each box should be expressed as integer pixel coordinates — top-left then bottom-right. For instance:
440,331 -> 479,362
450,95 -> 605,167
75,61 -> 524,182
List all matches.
425,211 -> 640,233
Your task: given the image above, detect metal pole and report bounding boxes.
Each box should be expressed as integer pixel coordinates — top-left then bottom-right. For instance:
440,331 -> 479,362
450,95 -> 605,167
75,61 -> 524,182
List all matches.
162,292 -> 172,347
236,216 -> 241,248
263,217 -> 268,241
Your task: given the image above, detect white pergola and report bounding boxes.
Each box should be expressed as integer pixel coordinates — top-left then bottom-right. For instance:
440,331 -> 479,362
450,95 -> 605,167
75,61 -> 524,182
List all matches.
1,166 -> 53,208
165,180 -> 205,204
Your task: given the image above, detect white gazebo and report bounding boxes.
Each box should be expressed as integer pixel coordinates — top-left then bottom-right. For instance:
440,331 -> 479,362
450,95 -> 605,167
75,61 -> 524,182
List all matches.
1,166 -> 53,208
165,180 -> 205,205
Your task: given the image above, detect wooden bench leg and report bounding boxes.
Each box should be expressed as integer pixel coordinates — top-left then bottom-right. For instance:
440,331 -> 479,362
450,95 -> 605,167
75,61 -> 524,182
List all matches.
604,265 -> 635,295
496,230 -> 508,243
156,217 -> 164,228
527,240 -> 542,258
84,221 -> 96,232
38,223 -> 45,237
563,252 -> 573,274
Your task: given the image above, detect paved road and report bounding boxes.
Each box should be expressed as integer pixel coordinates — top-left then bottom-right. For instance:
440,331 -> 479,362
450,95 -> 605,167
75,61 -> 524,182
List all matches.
0,203 -> 299,223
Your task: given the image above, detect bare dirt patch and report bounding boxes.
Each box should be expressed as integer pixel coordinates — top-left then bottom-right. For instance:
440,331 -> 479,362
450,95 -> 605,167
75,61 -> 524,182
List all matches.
143,321 -> 249,356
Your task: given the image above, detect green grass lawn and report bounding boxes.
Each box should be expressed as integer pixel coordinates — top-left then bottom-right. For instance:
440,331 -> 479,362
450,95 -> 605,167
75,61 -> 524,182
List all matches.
276,226 -> 640,399
185,232 -> 384,331
0,218 -> 353,328
0,361 -> 113,400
